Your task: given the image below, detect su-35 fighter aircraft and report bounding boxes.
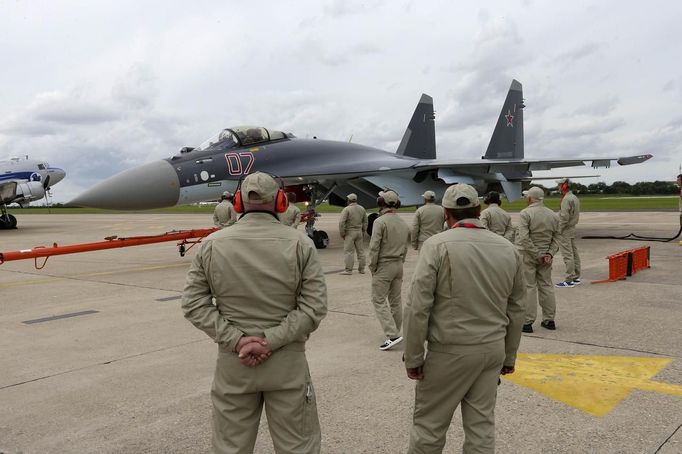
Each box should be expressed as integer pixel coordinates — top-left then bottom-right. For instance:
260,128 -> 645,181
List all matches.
0,156 -> 66,229
70,80 -> 651,247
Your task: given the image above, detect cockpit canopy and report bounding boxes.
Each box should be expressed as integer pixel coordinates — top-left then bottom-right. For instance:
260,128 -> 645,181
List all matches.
195,126 -> 288,151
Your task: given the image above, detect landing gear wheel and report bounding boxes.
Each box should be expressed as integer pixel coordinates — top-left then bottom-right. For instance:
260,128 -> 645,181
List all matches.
1,214 -> 17,229
312,230 -> 329,249
367,213 -> 379,236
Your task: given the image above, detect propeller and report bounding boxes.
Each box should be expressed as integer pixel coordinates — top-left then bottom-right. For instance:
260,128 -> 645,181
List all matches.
42,174 -> 52,213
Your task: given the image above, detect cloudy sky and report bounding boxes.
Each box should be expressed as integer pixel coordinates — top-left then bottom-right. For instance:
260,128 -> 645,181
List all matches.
1,0 -> 680,203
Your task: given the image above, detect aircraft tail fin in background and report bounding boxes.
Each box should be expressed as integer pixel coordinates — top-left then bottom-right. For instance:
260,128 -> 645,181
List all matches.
484,79 -> 524,160
396,94 -> 436,160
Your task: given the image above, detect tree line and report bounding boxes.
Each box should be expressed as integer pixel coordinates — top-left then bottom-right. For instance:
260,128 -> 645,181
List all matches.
537,180 -> 679,196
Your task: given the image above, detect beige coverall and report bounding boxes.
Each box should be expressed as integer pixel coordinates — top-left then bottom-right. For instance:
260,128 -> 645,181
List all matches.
480,203 -> 515,242
557,191 -> 581,282
213,200 -> 238,228
368,209 -> 409,338
278,204 -> 302,228
404,219 -> 526,454
516,201 -> 560,324
181,212 -> 328,454
339,203 -> 368,273
411,203 -> 445,250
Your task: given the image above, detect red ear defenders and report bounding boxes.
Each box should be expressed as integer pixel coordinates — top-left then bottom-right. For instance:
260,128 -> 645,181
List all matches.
232,174 -> 289,214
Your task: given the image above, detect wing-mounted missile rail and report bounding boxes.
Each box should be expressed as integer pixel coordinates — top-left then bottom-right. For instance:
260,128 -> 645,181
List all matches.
0,228 -> 218,269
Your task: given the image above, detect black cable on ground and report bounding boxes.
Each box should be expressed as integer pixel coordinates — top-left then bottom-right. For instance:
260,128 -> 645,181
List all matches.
583,215 -> 682,242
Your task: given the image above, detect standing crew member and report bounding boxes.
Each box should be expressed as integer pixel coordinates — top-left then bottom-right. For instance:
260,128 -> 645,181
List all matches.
182,172 -> 328,454
338,193 -> 368,275
411,190 -> 445,250
480,191 -> 515,242
213,191 -> 238,229
278,192 -> 302,228
368,190 -> 410,351
555,178 -> 581,287
404,183 -> 526,454
516,186 -> 560,333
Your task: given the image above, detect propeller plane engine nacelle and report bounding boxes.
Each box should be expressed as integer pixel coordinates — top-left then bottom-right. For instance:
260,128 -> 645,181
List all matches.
16,181 -> 46,201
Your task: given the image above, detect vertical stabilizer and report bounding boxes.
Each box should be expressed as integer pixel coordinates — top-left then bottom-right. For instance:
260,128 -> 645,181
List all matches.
396,94 -> 436,160
484,80 -> 524,160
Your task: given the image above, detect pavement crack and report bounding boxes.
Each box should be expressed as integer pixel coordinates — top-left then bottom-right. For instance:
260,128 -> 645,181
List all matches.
328,309 -> 371,318
523,334 -> 679,358
0,339 -> 206,391
653,421 -> 682,453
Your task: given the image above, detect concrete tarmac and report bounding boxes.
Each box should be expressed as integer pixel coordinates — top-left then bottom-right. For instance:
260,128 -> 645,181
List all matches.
0,212 -> 680,453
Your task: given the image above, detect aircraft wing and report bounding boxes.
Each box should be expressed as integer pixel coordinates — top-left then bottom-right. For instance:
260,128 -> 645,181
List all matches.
412,154 -> 653,176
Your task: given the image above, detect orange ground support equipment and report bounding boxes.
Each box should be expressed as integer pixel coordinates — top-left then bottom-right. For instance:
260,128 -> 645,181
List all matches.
628,246 -> 651,275
0,228 -> 218,269
591,246 -> 650,284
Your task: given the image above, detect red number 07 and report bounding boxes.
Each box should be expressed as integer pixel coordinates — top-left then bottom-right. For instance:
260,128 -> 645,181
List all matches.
225,152 -> 255,176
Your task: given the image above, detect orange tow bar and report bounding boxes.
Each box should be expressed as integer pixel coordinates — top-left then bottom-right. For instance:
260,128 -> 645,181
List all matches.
0,228 -> 218,269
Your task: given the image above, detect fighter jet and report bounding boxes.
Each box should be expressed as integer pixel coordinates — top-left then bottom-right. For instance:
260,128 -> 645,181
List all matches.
0,156 -> 66,229
70,80 -> 651,247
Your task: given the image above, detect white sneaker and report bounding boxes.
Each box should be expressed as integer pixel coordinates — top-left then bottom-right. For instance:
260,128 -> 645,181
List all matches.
340,270 -> 352,275
573,278 -> 582,285
379,336 -> 403,351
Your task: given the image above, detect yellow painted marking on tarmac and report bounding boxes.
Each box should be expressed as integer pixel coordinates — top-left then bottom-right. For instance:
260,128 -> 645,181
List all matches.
0,263 -> 189,288
504,353 -> 682,417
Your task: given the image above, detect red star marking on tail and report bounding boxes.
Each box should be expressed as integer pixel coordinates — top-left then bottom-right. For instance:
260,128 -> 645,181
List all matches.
505,110 -> 514,127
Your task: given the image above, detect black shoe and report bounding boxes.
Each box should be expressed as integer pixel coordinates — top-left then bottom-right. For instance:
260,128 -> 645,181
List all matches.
541,320 -> 556,330
522,323 -> 533,333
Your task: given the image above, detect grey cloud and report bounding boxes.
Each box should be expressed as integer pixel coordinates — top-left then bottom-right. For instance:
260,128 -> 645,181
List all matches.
293,39 -> 381,67
111,63 -> 159,109
323,0 -> 384,17
572,96 -> 620,116
662,79 -> 675,92
537,117 -> 625,142
0,91 -> 120,136
555,42 -> 601,63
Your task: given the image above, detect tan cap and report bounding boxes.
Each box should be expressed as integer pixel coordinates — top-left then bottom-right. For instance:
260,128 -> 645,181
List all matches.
347,193 -> 358,201
240,172 -> 278,203
222,191 -> 232,198
555,178 -> 569,185
379,190 -> 400,205
522,186 -> 545,200
442,184 -> 480,209
422,190 -> 436,200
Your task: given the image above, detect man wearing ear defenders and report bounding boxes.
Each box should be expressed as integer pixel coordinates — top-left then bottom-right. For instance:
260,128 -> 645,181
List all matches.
182,172 -> 328,454
555,178 -> 581,288
213,191 -> 238,229
368,190 -> 410,351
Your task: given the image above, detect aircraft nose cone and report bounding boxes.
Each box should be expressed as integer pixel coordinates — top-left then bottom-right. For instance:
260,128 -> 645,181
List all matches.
48,168 -> 66,185
69,160 -> 180,210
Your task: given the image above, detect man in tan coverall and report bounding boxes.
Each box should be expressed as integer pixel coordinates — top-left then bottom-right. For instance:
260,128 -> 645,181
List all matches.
213,191 -> 238,229
411,190 -> 445,250
555,178 -> 581,287
338,193 -> 368,275
278,192 -> 301,228
516,186 -> 560,333
368,190 -> 410,351
404,183 -> 526,454
182,172 -> 328,454
480,191 -> 515,242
